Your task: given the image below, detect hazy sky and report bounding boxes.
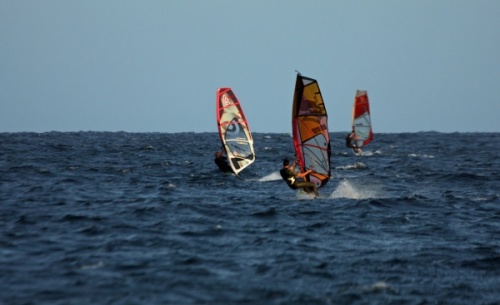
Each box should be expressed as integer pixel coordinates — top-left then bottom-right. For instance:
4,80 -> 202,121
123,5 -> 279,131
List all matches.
1,1 -> 499,133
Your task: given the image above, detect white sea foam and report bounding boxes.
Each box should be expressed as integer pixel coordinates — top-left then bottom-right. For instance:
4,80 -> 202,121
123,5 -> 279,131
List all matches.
335,162 -> 366,170
81,261 -> 104,270
295,191 -> 316,200
361,151 -> 372,156
408,153 -> 435,158
161,183 -> 176,189
329,179 -> 381,199
363,281 -> 397,293
258,171 -> 282,182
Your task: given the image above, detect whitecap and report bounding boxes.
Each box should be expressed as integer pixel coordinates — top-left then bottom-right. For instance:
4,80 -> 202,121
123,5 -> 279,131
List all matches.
336,162 -> 366,170
329,179 -> 381,199
259,171 -> 282,182
81,261 -> 104,270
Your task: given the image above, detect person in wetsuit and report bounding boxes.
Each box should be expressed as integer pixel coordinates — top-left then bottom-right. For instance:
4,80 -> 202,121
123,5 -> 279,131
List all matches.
346,129 -> 361,154
214,149 -> 233,173
279,159 -> 318,196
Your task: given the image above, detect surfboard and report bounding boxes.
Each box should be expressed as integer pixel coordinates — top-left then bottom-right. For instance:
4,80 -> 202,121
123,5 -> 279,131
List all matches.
291,73 -> 331,189
216,88 -> 255,175
352,90 -> 373,148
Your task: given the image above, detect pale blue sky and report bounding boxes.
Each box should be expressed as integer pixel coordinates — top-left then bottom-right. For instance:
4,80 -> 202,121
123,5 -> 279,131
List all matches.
1,1 -> 499,133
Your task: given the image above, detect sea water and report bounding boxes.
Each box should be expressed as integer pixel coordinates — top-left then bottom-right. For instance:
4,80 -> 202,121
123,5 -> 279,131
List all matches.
1,131 -> 499,305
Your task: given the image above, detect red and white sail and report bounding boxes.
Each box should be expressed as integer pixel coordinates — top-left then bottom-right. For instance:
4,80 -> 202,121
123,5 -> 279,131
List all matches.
352,90 -> 373,147
216,88 -> 255,175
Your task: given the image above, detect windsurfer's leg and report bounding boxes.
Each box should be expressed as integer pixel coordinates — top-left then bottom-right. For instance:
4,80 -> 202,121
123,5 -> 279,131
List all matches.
295,181 -> 318,196
310,183 -> 319,196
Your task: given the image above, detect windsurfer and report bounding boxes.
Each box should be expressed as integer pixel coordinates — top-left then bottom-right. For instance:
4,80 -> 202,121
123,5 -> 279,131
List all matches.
346,129 -> 361,154
280,159 -> 318,196
214,149 -> 232,173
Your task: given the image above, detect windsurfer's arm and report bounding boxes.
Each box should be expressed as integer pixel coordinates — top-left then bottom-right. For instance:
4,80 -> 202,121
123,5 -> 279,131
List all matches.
297,169 -> 313,179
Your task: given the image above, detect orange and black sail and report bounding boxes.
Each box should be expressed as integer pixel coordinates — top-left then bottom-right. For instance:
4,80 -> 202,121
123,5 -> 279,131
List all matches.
292,73 -> 331,188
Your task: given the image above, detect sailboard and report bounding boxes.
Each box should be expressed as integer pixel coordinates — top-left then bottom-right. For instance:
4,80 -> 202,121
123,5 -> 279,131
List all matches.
216,88 -> 255,175
352,90 -> 373,147
291,73 -> 331,188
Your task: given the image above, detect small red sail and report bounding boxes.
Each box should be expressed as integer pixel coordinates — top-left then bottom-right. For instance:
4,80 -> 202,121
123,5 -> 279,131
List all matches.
352,90 -> 373,147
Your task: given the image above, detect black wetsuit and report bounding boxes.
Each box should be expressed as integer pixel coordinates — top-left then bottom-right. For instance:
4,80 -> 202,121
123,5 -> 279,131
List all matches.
346,134 -> 355,148
280,168 -> 297,188
215,156 -> 232,173
346,133 -> 361,153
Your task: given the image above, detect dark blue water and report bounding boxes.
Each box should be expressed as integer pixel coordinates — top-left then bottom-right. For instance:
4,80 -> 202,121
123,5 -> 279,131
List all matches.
1,132 -> 499,305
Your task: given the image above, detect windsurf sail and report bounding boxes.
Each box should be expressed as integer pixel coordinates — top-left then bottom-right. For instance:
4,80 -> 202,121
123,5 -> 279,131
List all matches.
352,90 -> 373,147
216,88 -> 255,175
292,73 -> 331,188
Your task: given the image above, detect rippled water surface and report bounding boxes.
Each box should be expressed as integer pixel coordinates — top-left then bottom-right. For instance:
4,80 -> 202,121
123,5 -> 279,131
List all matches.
1,132 -> 499,305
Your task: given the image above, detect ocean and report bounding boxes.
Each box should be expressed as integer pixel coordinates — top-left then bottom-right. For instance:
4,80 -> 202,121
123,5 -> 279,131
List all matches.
1,131 -> 499,305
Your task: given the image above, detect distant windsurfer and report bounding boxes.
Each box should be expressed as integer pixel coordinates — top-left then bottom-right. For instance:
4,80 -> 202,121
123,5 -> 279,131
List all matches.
280,159 -> 318,197
214,149 -> 232,173
346,129 -> 362,154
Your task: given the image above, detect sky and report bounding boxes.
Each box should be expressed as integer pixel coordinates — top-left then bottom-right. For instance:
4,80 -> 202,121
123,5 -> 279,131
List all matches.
1,1 -> 499,133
